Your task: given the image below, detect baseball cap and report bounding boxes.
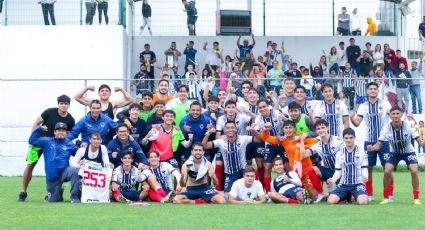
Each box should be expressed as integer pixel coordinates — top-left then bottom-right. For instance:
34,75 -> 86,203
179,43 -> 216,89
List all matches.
54,122 -> 68,131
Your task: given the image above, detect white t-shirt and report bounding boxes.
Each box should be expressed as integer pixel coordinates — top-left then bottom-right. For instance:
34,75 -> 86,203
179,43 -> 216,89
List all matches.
70,145 -> 109,168
205,45 -> 221,66
229,178 -> 265,201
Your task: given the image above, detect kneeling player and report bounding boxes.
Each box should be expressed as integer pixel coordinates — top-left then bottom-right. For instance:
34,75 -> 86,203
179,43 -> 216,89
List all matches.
270,157 -> 312,204
173,143 -> 226,204
327,128 -> 368,205
367,106 -> 425,205
111,151 -> 167,203
228,166 -> 266,204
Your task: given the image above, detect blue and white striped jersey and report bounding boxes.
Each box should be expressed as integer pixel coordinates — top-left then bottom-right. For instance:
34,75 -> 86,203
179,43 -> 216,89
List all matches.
314,99 -> 349,138
333,146 -> 368,185
309,136 -> 343,170
356,99 -> 391,142
144,162 -> 176,194
213,135 -> 252,174
378,121 -> 419,154
254,109 -> 283,137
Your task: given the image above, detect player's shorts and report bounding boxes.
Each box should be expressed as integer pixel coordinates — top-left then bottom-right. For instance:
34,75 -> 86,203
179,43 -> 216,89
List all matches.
356,96 -> 367,105
256,143 -> 287,163
316,165 -> 335,181
245,142 -> 258,161
364,141 -> 389,167
301,173 -> 314,191
121,191 -> 142,201
161,157 -> 179,169
26,146 -> 42,165
180,184 -> 218,202
282,186 -> 303,200
223,170 -> 244,192
332,183 -> 367,200
387,152 -> 418,167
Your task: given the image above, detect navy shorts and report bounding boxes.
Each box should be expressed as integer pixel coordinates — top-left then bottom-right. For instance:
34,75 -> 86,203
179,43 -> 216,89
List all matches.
180,184 -> 218,202
121,191 -> 142,201
317,165 -> 335,181
223,170 -> 244,192
365,141 -> 389,167
332,183 -> 367,200
387,152 -> 418,167
282,186 -> 303,200
161,157 -> 179,169
256,143 -> 287,163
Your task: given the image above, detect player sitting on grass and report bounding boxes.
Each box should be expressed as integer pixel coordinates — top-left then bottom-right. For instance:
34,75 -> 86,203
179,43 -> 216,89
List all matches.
327,128 -> 368,205
111,151 -> 168,203
173,143 -> 226,204
228,166 -> 266,204
270,157 -> 312,204
367,106 -> 425,205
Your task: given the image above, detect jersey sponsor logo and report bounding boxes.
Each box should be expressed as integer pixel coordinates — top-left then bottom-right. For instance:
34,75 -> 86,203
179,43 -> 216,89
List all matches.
205,189 -> 217,195
407,154 -> 417,162
356,185 -> 366,192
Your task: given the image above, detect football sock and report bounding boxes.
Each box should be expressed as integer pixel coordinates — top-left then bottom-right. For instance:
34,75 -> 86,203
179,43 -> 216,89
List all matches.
366,179 -> 373,196
148,189 -> 164,202
155,187 -> 167,197
414,190 -> 420,200
389,180 -> 394,196
258,167 -> 265,186
112,191 -> 122,201
215,164 -> 223,191
264,176 -> 271,192
287,198 -> 298,204
307,168 -> 322,194
195,199 -> 208,204
383,188 -> 390,199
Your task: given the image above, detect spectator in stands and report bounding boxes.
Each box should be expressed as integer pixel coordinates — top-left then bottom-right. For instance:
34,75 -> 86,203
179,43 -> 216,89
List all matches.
351,8 -> 361,36
395,50 -> 408,72
183,41 -> 197,70
373,44 -> 384,70
182,0 -> 198,36
171,66 -> 184,92
203,41 -> 223,71
323,47 -> 339,75
140,43 -> 157,91
266,60 -> 283,93
164,41 -> 182,67
38,0 -> 56,25
97,0 -> 108,25
74,84 -> 133,120
357,50 -> 374,75
346,38 -> 361,75
85,0 -> 96,25
364,42 -> 373,56
409,56 -> 423,114
395,62 -> 412,113
383,43 -> 396,74
134,63 -> 151,95
0,0 -> 3,14
419,16 -> 425,47
236,34 -> 256,58
301,69 -> 313,97
237,50 -> 254,74
365,17 -> 377,36
249,61 -> 267,91
341,62 -> 357,111
337,7 -> 350,36
140,0 -> 152,36
284,62 -> 302,85
266,42 -> 285,71
337,41 -> 347,71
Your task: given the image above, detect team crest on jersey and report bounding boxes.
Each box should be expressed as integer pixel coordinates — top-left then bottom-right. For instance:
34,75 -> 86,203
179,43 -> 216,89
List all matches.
63,146 -> 67,151
200,124 -> 204,129
247,192 -> 252,198
131,127 -> 137,133
128,147 -> 134,153
100,122 -> 105,128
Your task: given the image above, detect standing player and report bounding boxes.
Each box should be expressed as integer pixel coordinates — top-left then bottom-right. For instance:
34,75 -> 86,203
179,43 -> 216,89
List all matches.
367,106 -> 425,205
166,85 -> 192,126
216,100 -> 252,138
302,119 -> 343,202
228,166 -> 266,204
152,80 -> 174,105
270,157 -> 312,205
350,82 -> 392,201
18,95 -> 75,202
202,121 -> 255,193
173,143 -> 226,204
327,128 -> 368,205
314,83 -> 350,138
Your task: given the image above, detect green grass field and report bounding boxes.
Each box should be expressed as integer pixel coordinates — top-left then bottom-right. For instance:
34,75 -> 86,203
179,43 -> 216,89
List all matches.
1,172 -> 425,230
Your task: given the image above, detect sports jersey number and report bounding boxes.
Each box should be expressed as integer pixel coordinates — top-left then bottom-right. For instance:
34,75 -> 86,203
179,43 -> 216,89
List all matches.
83,171 -> 107,188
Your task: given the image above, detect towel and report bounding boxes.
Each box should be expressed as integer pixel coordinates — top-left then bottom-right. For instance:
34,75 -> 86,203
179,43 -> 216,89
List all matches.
185,155 -> 208,181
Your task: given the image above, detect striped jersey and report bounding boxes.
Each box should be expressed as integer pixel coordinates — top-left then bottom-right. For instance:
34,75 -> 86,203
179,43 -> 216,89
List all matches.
356,99 -> 391,142
186,79 -> 202,102
112,165 -> 149,192
334,146 -> 368,185
143,162 -> 176,194
237,102 -> 258,136
213,135 -> 252,174
309,135 -> 343,169
216,113 -> 252,135
314,99 -> 349,137
270,171 -> 302,194
378,121 -> 419,154
355,80 -> 368,97
342,70 -> 355,88
254,109 -> 283,137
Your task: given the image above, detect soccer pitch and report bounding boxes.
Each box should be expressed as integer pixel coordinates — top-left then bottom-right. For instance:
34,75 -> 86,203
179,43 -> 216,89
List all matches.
1,173 -> 425,230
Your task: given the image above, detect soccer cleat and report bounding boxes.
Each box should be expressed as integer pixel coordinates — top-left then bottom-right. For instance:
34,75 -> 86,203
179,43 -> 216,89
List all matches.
414,199 -> 422,205
379,199 -> 391,205
160,191 -> 176,204
116,195 -> 130,203
71,198 -> 81,203
314,193 -> 326,203
18,192 -> 27,202
302,189 -> 312,205
368,196 -> 375,202
388,196 -> 394,202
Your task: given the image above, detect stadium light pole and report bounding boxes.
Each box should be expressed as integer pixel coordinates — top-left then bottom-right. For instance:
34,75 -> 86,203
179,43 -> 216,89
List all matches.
263,0 -> 266,36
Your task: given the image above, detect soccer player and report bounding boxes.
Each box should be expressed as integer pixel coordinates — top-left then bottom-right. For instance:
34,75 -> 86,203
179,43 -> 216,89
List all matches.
281,85 -> 315,117
68,99 -> 117,146
216,100 -> 252,138
367,106 -> 425,205
314,83 -> 350,138
29,122 -> 79,203
350,81 -> 392,201
257,120 -> 319,200
286,101 -> 315,136
228,166 -> 266,204
270,157 -> 312,204
70,132 -> 109,168
116,91 -> 155,122
111,151 -> 168,203
202,121 -> 254,193
302,119 -> 343,202
116,103 -> 149,148
74,84 -> 132,119
173,143 -> 226,204
19,95 -> 75,202
202,96 -> 223,128
166,85 -> 192,126
147,100 -> 166,125
327,128 -> 368,205
152,79 -> 174,105
106,124 -> 148,169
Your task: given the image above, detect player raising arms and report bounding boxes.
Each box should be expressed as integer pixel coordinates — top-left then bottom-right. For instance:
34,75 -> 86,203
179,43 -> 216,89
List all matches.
350,81 -> 392,201
173,143 -> 226,204
327,128 -> 369,205
302,119 -> 343,203
368,106 -> 425,205
270,157 -> 312,204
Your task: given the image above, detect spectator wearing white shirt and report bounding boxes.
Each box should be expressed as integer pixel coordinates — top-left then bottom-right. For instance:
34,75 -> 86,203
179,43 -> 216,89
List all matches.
301,69 -> 314,97
203,41 -> 223,71
351,8 -> 361,36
